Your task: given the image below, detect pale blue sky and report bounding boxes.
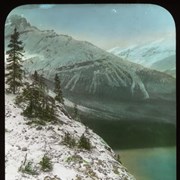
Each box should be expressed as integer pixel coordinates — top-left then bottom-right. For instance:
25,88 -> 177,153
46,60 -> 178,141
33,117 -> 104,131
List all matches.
7,4 -> 175,50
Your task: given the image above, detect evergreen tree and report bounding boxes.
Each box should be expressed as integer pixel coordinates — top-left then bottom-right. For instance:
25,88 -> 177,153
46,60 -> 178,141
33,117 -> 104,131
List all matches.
5,28 -> 24,94
32,70 -> 39,83
78,134 -> 91,150
32,71 -> 47,91
54,74 -> 64,104
16,71 -> 57,123
73,103 -> 80,121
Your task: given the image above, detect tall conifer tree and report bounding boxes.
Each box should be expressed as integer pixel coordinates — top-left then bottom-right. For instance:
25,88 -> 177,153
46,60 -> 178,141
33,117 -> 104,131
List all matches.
54,74 -> 64,104
5,28 -> 24,94
16,71 -> 57,122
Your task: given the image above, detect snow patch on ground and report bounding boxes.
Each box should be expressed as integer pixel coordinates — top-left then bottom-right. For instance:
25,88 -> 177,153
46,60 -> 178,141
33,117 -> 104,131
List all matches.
5,93 -> 135,180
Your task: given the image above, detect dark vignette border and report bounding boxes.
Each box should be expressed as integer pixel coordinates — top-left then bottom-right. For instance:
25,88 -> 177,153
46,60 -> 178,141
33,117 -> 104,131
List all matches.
0,0 -> 179,180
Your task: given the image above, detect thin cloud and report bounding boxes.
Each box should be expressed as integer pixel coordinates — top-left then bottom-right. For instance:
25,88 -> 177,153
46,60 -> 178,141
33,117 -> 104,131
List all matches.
39,5 -> 55,9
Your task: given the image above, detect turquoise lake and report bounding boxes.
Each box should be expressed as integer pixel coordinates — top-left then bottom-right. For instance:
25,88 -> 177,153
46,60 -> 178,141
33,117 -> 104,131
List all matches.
116,147 -> 176,180
79,116 -> 176,180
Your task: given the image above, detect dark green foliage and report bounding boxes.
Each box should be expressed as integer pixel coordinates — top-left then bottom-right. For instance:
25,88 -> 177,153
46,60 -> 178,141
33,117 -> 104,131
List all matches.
54,74 -> 64,104
32,70 -> 38,83
62,133 -> 91,150
31,71 -> 48,92
78,134 -> 91,151
19,161 -> 38,175
116,154 -> 122,164
39,155 -> 53,172
62,132 -> 76,148
113,165 -> 119,175
66,155 -> 84,164
16,71 -> 57,123
75,175 -> 83,180
74,104 -> 78,117
73,103 -> 80,122
5,28 -> 24,94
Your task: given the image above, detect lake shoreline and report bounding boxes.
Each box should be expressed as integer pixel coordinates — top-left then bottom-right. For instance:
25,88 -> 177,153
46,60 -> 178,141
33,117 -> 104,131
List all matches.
79,115 -> 176,150
116,146 -> 176,180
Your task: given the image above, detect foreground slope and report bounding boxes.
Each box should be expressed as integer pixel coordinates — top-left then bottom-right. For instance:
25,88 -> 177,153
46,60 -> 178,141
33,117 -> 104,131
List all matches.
5,93 -> 135,180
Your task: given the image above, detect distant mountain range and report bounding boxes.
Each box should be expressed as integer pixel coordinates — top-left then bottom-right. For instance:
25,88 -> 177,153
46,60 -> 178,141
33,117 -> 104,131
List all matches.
108,38 -> 176,77
5,15 -> 176,124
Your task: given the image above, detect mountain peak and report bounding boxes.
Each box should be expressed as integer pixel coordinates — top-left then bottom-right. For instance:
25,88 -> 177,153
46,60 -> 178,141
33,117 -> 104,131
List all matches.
5,14 -> 39,37
108,38 -> 176,75
6,14 -> 31,28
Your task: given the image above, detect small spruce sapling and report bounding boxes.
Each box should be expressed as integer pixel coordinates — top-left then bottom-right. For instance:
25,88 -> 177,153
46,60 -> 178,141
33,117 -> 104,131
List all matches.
72,103 -> 81,122
54,74 -> 64,104
62,132 -> 76,148
78,134 -> 91,151
39,155 -> 53,172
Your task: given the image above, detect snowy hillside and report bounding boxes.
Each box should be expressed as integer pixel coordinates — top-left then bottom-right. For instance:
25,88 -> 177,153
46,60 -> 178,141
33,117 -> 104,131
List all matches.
108,38 -> 176,75
5,92 -> 135,180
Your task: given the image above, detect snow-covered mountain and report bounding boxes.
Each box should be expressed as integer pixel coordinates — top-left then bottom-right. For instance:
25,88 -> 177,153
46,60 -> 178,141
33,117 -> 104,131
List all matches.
5,15 -> 176,124
5,91 -> 135,180
108,38 -> 176,76
150,55 -> 176,77
5,15 -> 109,67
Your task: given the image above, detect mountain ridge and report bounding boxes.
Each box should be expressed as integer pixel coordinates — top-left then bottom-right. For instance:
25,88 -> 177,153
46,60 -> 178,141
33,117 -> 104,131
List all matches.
108,37 -> 176,76
5,14 -> 176,124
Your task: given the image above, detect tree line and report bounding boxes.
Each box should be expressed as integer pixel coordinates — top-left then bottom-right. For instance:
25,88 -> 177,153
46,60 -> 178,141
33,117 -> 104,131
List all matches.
5,28 -> 64,123
5,28 -> 92,151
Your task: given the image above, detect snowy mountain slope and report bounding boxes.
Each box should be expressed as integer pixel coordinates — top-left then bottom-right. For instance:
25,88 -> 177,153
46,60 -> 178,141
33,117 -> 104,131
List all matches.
54,57 -> 175,101
5,15 -> 176,124
5,15 -> 175,99
5,15 -> 109,67
5,93 -> 135,180
108,38 -> 176,74
57,59 -> 176,124
150,55 -> 175,71
5,16 -> 174,98
39,57 -> 176,124
164,69 -> 176,78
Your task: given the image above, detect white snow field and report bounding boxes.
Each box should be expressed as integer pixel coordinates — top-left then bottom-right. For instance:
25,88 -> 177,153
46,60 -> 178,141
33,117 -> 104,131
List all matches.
5,93 -> 135,180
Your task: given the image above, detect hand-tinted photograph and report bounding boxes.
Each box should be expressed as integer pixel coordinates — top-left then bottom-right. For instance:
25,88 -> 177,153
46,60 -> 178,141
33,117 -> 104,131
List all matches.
5,4 -> 176,180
